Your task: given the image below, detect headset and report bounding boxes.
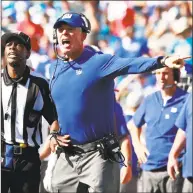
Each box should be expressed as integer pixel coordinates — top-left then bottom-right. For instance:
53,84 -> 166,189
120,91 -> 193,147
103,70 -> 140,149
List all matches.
50,12 -> 91,91
153,68 -> 180,89
53,12 -> 91,61
163,69 -> 180,89
173,68 -> 180,83
53,12 -> 91,45
164,69 -> 180,88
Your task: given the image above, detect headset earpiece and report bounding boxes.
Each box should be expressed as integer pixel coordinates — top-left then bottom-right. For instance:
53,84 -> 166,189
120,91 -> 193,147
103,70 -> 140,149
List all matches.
79,13 -> 91,33
53,30 -> 58,45
173,69 -> 180,83
53,13 -> 65,45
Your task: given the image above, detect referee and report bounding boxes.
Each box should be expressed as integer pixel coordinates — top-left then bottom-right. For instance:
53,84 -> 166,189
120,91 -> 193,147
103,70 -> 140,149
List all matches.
1,31 -> 59,193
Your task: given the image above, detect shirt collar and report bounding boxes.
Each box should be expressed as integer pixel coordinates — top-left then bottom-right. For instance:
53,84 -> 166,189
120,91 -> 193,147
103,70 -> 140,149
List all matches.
3,65 -> 30,86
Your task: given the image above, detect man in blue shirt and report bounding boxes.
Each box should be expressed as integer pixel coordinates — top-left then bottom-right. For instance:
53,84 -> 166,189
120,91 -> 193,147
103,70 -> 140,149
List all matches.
48,11 -> 189,192
128,67 -> 189,193
168,92 -> 192,193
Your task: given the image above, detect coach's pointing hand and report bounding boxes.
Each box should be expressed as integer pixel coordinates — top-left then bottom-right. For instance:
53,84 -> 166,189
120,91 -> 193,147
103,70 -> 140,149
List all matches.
162,56 -> 191,69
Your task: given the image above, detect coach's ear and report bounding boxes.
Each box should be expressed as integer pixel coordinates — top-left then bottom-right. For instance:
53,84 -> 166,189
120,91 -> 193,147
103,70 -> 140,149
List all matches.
81,32 -> 87,41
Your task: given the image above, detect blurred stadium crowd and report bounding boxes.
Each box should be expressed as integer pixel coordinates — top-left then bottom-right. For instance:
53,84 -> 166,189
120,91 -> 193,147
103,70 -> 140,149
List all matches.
1,1 -> 192,192
2,0 -> 192,126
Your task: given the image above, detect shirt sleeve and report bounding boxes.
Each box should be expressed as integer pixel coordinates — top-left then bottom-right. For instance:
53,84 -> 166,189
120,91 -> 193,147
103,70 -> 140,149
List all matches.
116,120 -> 129,137
99,55 -> 164,78
40,80 -> 58,125
133,99 -> 146,128
175,94 -> 191,131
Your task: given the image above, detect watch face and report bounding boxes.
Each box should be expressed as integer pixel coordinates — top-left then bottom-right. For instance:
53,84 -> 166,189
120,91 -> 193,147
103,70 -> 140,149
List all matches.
127,160 -> 132,166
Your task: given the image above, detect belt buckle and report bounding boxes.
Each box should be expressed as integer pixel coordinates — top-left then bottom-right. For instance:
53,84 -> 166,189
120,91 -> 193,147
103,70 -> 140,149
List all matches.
13,145 -> 22,155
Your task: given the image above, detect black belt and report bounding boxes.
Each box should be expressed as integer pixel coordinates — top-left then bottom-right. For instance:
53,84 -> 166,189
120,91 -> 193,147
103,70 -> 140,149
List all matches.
57,140 -> 99,155
150,166 -> 167,172
150,165 -> 182,172
73,141 -> 98,152
13,144 -> 38,155
3,142 -> 39,155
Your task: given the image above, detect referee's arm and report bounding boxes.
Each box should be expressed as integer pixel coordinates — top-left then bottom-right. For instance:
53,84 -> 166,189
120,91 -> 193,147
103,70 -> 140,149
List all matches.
40,80 -> 59,132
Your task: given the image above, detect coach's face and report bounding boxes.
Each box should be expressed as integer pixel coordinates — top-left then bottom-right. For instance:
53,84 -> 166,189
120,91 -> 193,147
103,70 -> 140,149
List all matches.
56,23 -> 86,59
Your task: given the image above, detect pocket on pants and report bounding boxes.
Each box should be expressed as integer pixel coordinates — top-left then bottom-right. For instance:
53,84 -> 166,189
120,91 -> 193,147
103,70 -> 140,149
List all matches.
172,171 -> 184,193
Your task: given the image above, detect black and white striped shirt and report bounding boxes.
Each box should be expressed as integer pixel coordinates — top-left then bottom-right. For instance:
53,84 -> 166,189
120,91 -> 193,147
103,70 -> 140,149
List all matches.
1,66 -> 57,147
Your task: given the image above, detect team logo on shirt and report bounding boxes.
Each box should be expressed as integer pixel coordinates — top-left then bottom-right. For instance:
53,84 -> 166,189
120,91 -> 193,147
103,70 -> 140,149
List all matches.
165,114 -> 170,119
76,69 -> 82,75
171,107 -> 177,113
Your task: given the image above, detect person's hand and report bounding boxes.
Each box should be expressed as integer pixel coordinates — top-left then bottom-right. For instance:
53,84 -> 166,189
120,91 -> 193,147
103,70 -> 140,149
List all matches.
167,156 -> 180,180
49,134 -> 71,152
43,152 -> 58,192
134,142 -> 149,164
163,56 -> 191,69
120,165 -> 132,184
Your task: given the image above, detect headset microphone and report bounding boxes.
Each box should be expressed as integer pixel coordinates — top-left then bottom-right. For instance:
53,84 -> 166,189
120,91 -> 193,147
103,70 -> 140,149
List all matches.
164,84 -> 175,89
53,29 -> 68,61
53,30 -> 58,45
53,43 -> 69,61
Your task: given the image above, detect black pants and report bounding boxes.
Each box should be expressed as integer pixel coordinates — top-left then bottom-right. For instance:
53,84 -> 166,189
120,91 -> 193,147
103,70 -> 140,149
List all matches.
1,147 -> 41,193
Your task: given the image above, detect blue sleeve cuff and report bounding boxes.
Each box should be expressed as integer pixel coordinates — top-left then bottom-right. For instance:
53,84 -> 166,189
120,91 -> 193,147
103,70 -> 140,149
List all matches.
156,56 -> 165,69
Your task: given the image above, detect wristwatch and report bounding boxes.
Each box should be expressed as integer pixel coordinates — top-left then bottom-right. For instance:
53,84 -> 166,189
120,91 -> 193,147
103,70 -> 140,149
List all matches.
126,160 -> 132,166
49,130 -> 59,135
49,130 -> 59,140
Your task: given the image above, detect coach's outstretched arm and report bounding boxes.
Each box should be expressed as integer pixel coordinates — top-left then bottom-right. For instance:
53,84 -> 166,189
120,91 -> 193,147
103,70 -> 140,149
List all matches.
100,54 -> 191,79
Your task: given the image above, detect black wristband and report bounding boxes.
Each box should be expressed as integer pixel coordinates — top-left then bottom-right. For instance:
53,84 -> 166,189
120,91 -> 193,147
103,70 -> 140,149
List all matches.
50,130 -> 59,135
49,131 -> 59,140
126,160 -> 132,166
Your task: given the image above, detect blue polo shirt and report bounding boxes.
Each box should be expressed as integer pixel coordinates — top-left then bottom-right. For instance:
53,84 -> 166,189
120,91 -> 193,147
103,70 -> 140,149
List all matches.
133,88 -> 188,170
175,93 -> 192,178
50,48 -> 163,144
